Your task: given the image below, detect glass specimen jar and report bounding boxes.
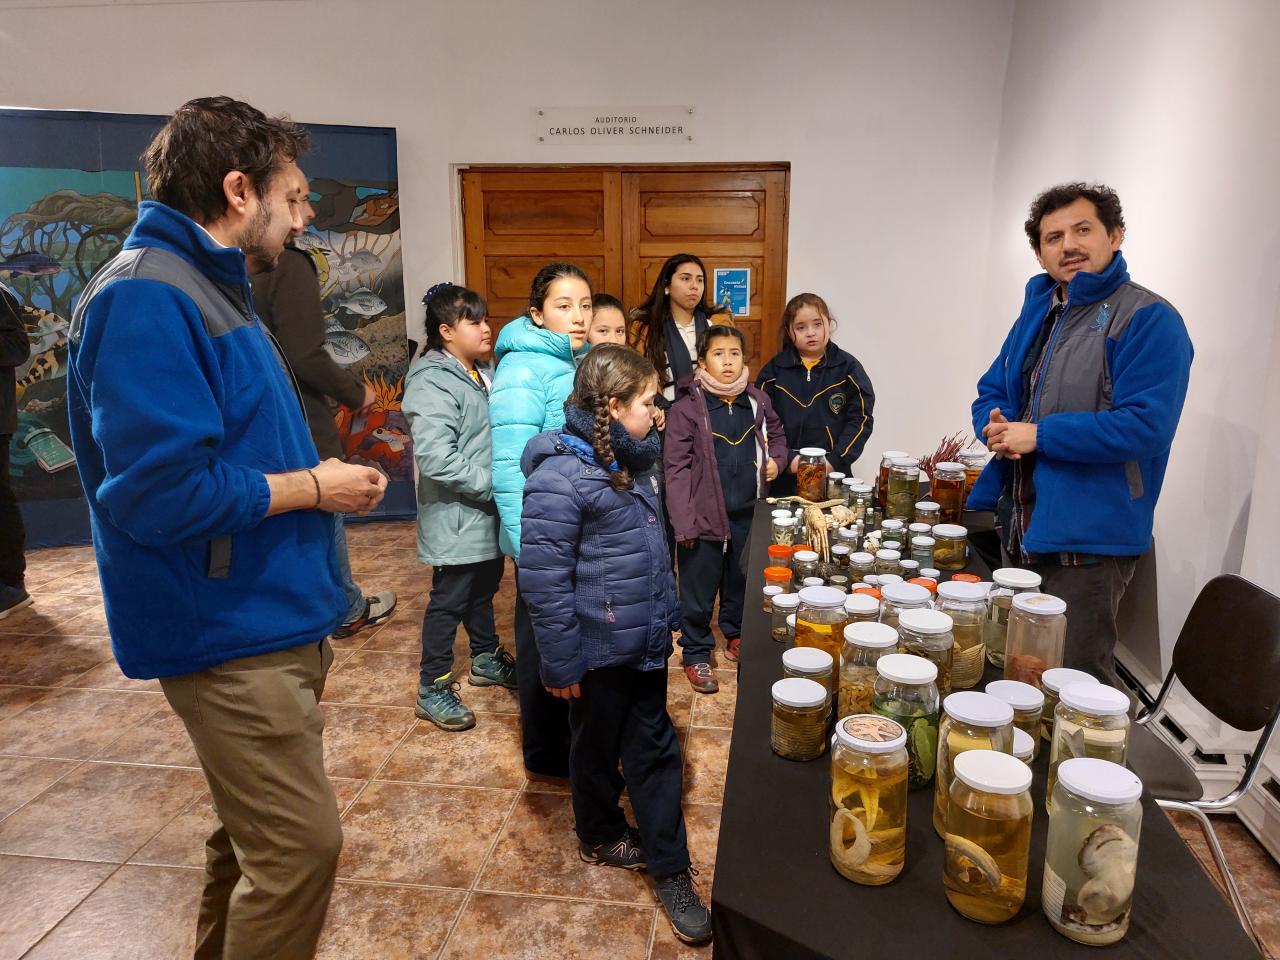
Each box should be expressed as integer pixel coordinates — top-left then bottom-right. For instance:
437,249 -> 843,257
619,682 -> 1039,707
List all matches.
879,581 -> 932,632
1013,728 -> 1035,763
830,714 -> 909,885
1039,668 -> 1099,741
886,457 -> 921,522
839,622 -> 899,719
771,515 -> 796,546
826,471 -> 847,502
795,586 -> 849,686
877,450 -> 909,508
898,559 -> 920,581
791,550 -> 820,591
984,679 -> 1045,761
844,592 -> 881,626
762,584 -> 783,614
881,517 -> 906,545
1003,593 -> 1067,687
958,449 -> 988,499
984,568 -> 1042,668
770,593 -> 801,642
1044,758 -> 1143,946
797,447 -> 829,502
1045,683 -> 1132,813
782,645 -> 835,701
937,580 -> 990,690
932,691 -> 1015,836
931,461 -> 967,525
763,566 -> 792,593
875,549 -> 902,576
848,551 -> 875,583
914,501 -> 941,526
930,524 -> 969,571
898,608 -> 956,699
944,750 -> 1034,924
766,544 -> 795,571
911,534 -> 938,570
771,677 -> 828,761
872,653 -> 940,790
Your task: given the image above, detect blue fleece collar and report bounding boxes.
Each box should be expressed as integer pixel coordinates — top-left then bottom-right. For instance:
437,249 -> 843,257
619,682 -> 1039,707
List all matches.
1028,250 -> 1130,307
124,201 -> 251,290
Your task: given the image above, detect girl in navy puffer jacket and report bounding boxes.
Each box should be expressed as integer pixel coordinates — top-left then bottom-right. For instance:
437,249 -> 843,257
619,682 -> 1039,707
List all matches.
520,345 -> 711,945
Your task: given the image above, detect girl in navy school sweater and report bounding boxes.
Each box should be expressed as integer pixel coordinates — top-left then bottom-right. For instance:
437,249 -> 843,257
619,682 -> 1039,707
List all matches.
756,292 -> 876,495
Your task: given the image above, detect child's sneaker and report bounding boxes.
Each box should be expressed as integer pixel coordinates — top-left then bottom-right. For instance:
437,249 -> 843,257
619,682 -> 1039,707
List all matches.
654,867 -> 712,944
415,676 -> 476,731
469,646 -> 519,689
724,637 -> 741,663
579,826 -> 646,871
0,584 -> 32,621
684,662 -> 718,694
332,589 -> 397,639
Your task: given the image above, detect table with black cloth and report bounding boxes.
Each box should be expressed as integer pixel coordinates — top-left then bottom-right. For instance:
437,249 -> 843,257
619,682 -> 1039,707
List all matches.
709,501 -> 1261,960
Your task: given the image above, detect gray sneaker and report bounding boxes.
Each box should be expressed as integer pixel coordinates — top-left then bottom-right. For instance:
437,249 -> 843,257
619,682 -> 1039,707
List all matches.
332,589 -> 397,639
415,676 -> 476,731
654,868 -> 712,945
579,827 -> 646,871
0,585 -> 31,621
469,646 -> 518,689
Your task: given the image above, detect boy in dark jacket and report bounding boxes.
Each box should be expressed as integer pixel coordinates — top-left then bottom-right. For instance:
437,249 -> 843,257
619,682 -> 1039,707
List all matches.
664,325 -> 788,692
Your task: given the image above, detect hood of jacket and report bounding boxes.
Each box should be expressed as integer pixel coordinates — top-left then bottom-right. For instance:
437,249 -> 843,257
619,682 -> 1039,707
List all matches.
1023,250 -> 1130,308
407,348 -> 491,389
494,314 -> 589,365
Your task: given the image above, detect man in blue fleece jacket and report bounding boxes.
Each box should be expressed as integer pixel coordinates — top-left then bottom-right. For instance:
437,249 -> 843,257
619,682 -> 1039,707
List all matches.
971,183 -> 1192,685
67,97 -> 386,960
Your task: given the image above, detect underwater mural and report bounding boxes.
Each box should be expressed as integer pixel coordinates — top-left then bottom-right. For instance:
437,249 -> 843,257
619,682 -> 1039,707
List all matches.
0,109 -> 410,546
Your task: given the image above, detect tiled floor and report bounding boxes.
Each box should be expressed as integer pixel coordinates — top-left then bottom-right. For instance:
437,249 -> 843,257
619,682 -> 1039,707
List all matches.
0,520 -> 1277,959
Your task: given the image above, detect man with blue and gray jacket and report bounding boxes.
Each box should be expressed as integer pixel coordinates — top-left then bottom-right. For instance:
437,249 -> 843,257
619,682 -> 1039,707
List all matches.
67,97 -> 386,960
970,182 -> 1192,685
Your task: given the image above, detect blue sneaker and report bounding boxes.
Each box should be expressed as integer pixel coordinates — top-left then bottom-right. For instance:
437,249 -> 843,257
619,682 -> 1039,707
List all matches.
415,676 -> 476,731
469,646 -> 519,689
655,868 -> 712,945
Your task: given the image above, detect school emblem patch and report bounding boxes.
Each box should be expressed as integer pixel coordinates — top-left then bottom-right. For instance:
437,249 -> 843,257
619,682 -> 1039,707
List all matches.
829,392 -> 847,415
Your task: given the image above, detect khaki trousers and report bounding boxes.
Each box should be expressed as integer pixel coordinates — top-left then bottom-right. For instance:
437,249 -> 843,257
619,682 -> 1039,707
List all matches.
160,638 -> 340,960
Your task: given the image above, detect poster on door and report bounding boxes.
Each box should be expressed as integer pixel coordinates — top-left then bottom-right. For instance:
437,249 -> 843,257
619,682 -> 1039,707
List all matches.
0,108 -> 412,547
713,268 -> 751,317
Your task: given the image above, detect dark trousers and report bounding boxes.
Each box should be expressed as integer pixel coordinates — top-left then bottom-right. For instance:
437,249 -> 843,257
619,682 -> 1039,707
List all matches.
514,569 -> 571,776
0,437 -> 25,587
568,665 -> 690,878
677,509 -> 754,664
418,557 -> 506,685
1016,555 -> 1138,687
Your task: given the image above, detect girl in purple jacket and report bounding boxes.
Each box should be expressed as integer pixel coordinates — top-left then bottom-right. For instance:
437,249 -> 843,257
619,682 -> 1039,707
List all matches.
663,325 -> 788,692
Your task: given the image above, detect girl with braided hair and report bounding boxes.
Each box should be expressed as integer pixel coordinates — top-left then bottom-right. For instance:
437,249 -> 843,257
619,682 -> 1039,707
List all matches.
519,344 -> 712,946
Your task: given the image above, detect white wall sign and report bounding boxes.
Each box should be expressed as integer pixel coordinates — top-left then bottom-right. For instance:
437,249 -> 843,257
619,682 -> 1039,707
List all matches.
534,106 -> 695,145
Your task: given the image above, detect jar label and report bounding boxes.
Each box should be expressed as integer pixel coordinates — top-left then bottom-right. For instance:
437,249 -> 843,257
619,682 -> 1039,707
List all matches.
840,714 -> 901,743
1042,863 -> 1067,920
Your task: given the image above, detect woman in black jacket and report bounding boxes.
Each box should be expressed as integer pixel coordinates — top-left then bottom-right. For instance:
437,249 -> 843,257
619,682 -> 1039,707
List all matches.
756,292 -> 876,496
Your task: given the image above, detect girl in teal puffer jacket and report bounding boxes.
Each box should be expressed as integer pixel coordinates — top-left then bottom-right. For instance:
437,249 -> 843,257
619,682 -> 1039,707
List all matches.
489,262 -> 592,776
403,283 -> 518,732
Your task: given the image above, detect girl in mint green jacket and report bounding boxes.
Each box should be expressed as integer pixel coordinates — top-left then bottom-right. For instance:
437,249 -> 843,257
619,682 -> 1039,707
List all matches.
403,284 -> 516,732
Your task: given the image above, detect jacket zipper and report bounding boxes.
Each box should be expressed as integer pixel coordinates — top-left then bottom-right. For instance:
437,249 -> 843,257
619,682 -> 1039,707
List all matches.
1030,298 -> 1069,421
695,384 -> 731,552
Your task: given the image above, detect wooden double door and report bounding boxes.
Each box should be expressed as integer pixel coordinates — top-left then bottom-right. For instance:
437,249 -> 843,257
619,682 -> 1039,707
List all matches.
461,164 -> 790,372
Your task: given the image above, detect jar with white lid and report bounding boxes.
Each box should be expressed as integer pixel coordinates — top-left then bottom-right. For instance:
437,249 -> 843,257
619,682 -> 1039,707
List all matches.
795,586 -> 849,686
782,645 -> 835,700
826,471 -> 847,502
920,567 -> 940,581
851,482 -> 873,520
771,514 -> 796,546
985,679 -> 1045,760
932,691 -> 1015,836
944,750 -> 1033,924
1039,668 -> 1099,740
984,568 -> 1043,668
898,608 -> 956,699
877,450 -> 909,509
802,576 -> 825,590
937,580 -> 990,690
886,457 -> 920,522
1003,593 -> 1067,687
791,549 -> 820,590
899,559 -> 921,580
914,501 -> 941,526
830,714 -> 909,885
1012,728 -> 1035,763
872,653 -> 940,789
875,549 -> 902,576
1046,683 -> 1131,813
797,447 -> 829,502
771,677 -> 828,761
762,584 -> 784,614
880,581 -> 932,632
839,622 -> 899,719
1044,758 -> 1143,945
910,533 -> 935,569
931,461 -> 967,525
881,517 -> 906,543
830,544 -> 851,571
770,593 -> 801,642
844,592 -> 880,625
848,551 -> 875,583
931,523 -> 969,571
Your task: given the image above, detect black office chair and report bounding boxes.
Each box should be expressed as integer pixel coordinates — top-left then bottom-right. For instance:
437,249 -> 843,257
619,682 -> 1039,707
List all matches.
1128,573 -> 1280,952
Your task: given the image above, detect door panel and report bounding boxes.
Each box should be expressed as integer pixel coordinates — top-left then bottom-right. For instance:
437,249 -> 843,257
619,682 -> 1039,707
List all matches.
462,164 -> 788,373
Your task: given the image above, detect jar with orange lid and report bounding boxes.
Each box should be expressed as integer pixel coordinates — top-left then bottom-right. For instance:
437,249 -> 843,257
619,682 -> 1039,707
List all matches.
763,566 -> 792,593
767,544 -> 794,571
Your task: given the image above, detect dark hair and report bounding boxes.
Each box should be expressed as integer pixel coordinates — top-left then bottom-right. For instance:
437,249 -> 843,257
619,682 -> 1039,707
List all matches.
143,96 -> 310,224
529,262 -> 592,314
1024,182 -> 1125,251
631,253 -> 730,389
568,344 -> 657,492
778,292 -> 836,349
423,282 -> 488,352
696,324 -> 746,360
591,292 -> 625,314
